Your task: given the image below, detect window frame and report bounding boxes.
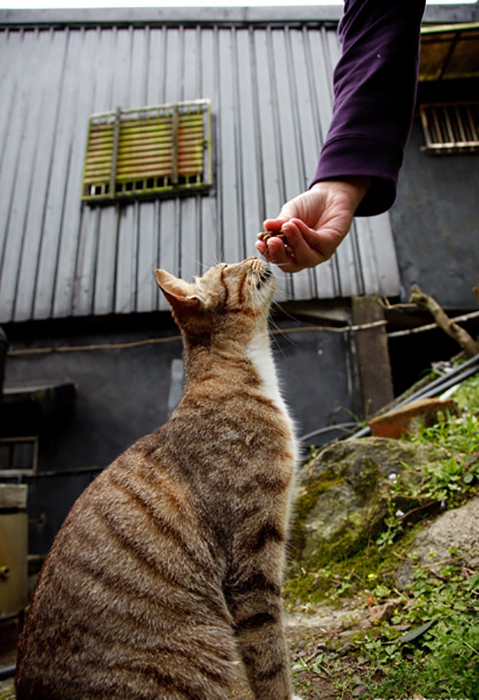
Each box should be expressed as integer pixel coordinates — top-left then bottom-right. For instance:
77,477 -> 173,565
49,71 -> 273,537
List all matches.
420,101 -> 479,154
0,436 -> 38,478
82,99 -> 213,203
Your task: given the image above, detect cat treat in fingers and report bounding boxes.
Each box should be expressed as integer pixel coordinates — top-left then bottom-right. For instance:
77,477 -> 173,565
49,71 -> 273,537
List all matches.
258,229 -> 294,256
16,257 -> 303,700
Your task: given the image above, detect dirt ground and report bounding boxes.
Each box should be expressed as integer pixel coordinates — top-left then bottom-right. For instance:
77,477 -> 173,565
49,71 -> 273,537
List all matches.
1,602 -> 368,699
228,601 -> 371,700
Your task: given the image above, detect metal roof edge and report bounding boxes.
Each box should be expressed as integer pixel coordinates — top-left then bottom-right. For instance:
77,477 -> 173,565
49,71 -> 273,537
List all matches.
421,20 -> 479,34
0,5 -> 343,27
423,4 -> 479,24
2,5 -> 478,30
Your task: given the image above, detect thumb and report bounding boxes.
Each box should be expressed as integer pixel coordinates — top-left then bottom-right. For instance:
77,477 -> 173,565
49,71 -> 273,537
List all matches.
278,198 -> 300,220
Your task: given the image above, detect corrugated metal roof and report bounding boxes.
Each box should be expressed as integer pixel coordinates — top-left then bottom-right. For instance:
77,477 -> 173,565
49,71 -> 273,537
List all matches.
419,23 -> 479,81
0,9 -> 400,322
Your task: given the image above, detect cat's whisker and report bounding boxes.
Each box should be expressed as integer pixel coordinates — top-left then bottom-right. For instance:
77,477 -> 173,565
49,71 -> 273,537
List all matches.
182,251 -> 211,272
266,310 -> 302,353
270,335 -> 288,360
272,260 -> 294,271
271,301 -> 302,325
270,324 -> 299,354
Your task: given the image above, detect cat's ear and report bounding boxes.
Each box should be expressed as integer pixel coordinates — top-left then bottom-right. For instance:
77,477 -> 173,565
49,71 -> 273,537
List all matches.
154,269 -> 200,311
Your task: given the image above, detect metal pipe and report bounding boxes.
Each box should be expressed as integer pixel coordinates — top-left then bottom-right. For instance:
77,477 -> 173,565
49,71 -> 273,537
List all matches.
300,422 -> 359,443
347,354 -> 479,441
394,353 -> 479,408
0,664 -> 16,680
0,326 -> 8,400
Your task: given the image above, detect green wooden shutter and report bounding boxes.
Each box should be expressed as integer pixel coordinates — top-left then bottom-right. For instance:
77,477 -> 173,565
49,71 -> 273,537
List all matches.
82,100 -> 212,202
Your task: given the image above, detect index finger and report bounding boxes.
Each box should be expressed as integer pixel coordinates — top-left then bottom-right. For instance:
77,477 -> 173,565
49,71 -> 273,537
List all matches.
255,236 -> 305,273
262,218 -> 288,233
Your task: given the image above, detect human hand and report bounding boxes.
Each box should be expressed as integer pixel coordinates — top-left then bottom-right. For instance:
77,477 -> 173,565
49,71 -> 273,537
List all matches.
255,177 -> 371,273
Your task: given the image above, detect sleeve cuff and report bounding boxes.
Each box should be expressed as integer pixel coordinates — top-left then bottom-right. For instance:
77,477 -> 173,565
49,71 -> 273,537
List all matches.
311,135 -> 405,217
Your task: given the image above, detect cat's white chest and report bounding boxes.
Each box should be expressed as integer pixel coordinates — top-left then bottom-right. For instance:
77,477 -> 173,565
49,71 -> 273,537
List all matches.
246,331 -> 298,458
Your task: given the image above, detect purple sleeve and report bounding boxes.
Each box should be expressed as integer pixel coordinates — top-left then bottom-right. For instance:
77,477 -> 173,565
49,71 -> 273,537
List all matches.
311,0 -> 426,216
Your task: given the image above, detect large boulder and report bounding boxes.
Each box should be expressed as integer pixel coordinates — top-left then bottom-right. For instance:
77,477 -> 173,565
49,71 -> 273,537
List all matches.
395,495 -> 479,588
291,437 -> 447,570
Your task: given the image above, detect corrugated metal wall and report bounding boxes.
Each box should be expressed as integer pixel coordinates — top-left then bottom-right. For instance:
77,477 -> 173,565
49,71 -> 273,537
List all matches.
0,9 -> 400,323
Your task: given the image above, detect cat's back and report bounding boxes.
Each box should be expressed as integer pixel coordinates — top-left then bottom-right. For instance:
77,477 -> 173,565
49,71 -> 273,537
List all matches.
15,430 -> 235,700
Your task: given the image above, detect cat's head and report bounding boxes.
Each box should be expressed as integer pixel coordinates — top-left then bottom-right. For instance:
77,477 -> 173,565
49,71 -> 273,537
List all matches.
154,258 -> 275,342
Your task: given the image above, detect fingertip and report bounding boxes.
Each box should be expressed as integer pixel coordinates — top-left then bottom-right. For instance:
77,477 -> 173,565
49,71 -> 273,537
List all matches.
265,238 -> 292,267
279,220 -> 293,235
263,218 -> 286,231
279,220 -> 301,242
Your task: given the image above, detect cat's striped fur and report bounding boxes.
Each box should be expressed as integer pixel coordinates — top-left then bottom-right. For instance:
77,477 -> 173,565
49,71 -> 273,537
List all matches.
16,257 -> 303,700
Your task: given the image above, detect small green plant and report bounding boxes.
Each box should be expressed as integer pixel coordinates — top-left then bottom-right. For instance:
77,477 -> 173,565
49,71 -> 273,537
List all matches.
409,410 -> 479,458
0,689 -> 16,700
454,372 -> 479,413
408,411 -> 479,501
287,373 -> 479,699
358,562 -> 479,698
361,384 -> 479,697
375,395 -> 479,549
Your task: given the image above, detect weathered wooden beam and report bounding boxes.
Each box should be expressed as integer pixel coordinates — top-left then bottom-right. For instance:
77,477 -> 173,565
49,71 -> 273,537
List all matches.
351,296 -> 394,418
410,284 -> 479,358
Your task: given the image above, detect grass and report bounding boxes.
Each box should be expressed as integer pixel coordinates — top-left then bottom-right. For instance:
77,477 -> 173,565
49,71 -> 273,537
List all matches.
288,371 -> 479,699
342,373 -> 479,698
0,690 -> 15,700
354,562 -> 479,699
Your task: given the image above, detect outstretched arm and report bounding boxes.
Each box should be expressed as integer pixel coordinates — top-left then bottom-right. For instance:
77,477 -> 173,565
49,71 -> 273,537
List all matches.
257,0 -> 426,272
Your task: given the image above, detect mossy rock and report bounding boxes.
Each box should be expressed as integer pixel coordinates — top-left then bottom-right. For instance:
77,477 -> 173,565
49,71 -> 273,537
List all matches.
291,437 -> 446,572
395,494 -> 479,589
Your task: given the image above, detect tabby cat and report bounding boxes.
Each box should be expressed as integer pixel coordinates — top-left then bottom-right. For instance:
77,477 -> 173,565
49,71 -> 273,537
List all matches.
16,257 -> 303,700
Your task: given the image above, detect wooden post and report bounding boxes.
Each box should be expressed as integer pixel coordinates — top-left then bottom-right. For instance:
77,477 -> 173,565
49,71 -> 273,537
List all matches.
172,105 -> 179,185
351,296 -> 394,418
110,107 -> 121,198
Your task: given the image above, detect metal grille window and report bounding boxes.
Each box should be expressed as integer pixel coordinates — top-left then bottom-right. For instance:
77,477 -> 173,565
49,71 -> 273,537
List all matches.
0,437 -> 38,477
420,102 -> 479,154
82,99 -> 212,202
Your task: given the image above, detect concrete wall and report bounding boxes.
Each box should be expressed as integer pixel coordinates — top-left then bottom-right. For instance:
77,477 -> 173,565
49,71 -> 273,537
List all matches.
390,118 -> 479,309
3,312 -> 360,553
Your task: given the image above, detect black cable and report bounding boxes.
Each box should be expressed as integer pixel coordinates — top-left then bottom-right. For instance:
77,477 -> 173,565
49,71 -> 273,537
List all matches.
0,664 -> 16,680
347,355 -> 479,441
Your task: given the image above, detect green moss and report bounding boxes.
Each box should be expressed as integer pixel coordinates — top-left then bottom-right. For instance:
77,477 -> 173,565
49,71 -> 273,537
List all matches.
291,466 -> 346,555
284,384 -> 479,698
295,476 -> 341,522
284,518 -> 427,608
0,689 -> 15,700
291,459 -> 390,576
286,396 -> 479,611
